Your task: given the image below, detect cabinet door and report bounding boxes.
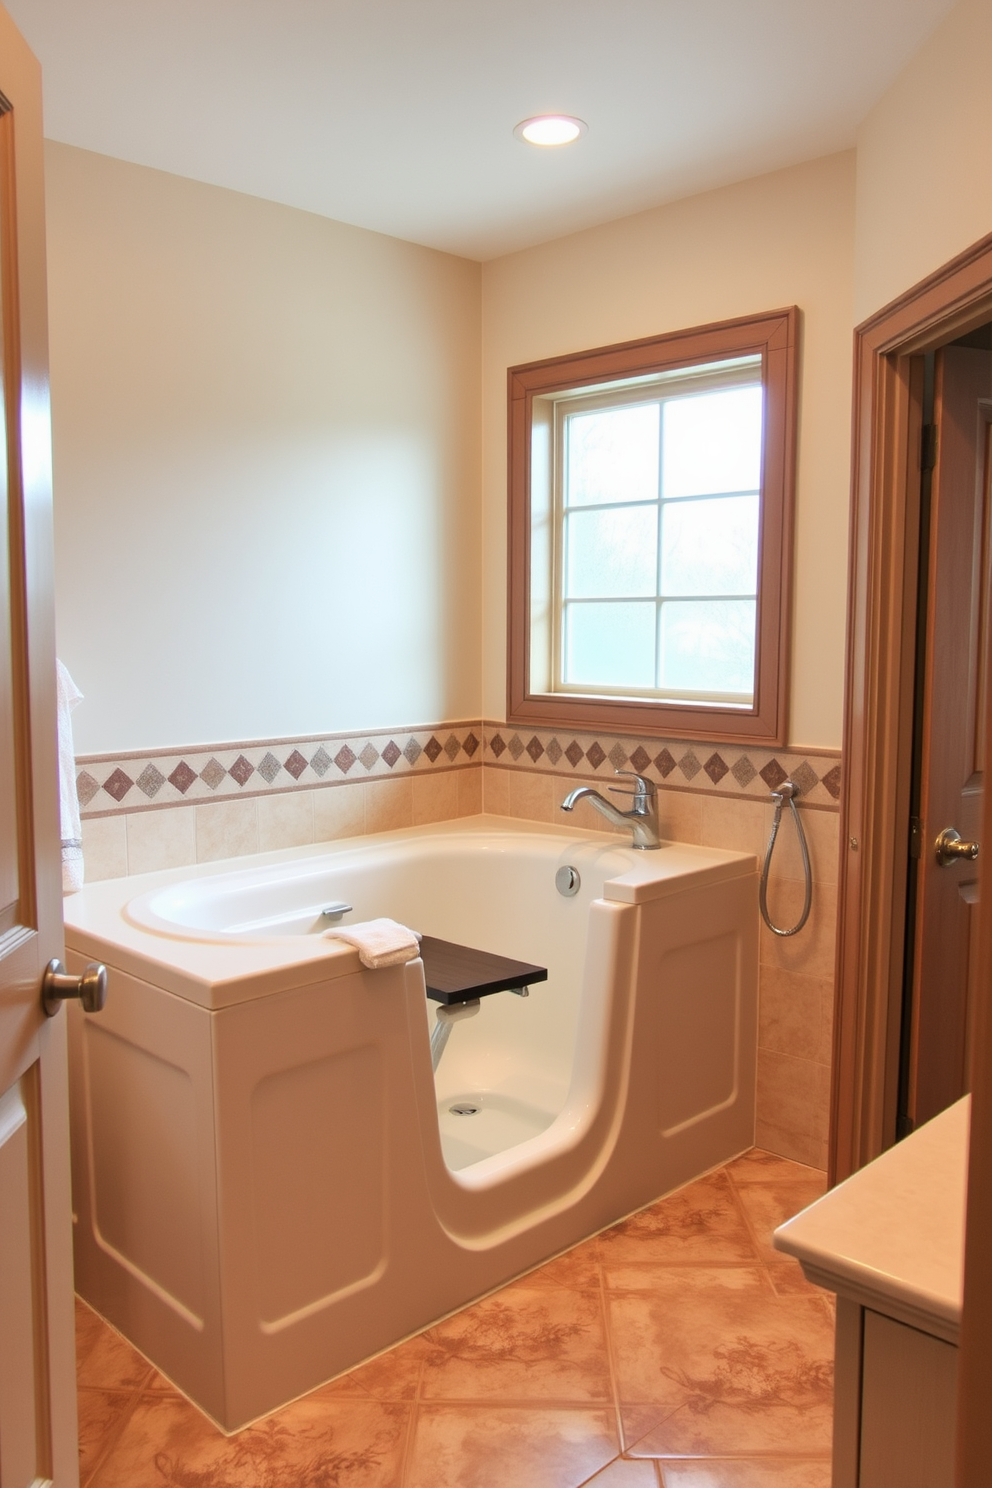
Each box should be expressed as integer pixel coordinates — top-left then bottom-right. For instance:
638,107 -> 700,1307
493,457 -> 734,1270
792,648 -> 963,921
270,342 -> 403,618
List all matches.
859,1310 -> 958,1488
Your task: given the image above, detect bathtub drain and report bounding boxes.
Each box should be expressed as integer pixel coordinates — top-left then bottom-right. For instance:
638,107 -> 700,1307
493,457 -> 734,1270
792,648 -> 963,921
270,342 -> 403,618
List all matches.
449,1103 -> 480,1116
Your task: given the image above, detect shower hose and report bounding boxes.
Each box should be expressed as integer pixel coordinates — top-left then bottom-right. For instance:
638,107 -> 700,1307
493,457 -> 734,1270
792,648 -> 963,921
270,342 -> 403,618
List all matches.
759,780 -> 812,937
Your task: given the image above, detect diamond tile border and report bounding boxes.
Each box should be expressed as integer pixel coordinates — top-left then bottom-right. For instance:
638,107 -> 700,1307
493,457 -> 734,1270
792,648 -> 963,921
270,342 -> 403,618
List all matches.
77,722 -> 484,818
77,718 -> 842,818
481,721 -> 842,809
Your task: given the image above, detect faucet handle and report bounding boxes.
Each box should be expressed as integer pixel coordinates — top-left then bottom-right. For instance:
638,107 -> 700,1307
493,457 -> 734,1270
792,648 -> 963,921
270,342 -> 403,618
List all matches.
608,770 -> 656,801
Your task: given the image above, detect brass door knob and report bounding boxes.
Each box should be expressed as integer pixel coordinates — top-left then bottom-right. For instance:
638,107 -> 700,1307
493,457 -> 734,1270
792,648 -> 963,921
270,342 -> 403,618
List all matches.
41,958 -> 107,1017
934,828 -> 980,867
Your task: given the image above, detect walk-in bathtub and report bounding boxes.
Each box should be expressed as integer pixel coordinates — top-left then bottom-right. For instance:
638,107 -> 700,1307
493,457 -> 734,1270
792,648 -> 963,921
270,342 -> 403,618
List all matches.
63,815 -> 758,1430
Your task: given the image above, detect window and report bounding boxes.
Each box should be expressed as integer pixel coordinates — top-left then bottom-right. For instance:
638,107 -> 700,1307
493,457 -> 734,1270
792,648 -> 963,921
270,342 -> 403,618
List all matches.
507,308 -> 798,743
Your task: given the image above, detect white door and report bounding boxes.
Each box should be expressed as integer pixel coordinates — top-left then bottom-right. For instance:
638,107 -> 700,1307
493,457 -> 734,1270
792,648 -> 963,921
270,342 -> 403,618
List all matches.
0,6 -> 79,1484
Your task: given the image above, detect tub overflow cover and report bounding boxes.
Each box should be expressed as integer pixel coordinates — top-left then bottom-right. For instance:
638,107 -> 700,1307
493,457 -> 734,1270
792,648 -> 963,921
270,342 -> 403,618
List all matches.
555,865 -> 581,897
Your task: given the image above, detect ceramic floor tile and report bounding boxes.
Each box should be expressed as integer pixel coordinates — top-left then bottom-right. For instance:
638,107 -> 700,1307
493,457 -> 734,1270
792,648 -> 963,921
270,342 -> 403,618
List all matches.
723,1150 -> 823,1186
77,1388 -> 140,1486
89,1388 -> 411,1488
404,1404 -> 619,1488
581,1455 -> 662,1485
418,1284 -> 612,1402
316,1333 -> 435,1402
610,1267 -> 833,1458
764,1260 -> 825,1300
598,1174 -> 760,1278
75,1299 -> 156,1392
657,1459 -> 831,1487
732,1173 -> 827,1264
518,1237 -> 603,1290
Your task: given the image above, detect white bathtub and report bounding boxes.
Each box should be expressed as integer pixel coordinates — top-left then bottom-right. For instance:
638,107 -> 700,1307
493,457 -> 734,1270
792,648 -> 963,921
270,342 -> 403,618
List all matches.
64,814 -> 757,1430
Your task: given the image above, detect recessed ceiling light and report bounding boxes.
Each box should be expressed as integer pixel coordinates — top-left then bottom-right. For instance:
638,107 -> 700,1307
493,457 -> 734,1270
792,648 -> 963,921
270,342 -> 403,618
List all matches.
514,115 -> 587,147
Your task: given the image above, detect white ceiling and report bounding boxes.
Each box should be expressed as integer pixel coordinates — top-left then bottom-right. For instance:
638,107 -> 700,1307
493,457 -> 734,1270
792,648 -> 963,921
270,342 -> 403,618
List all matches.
6,0 -> 956,261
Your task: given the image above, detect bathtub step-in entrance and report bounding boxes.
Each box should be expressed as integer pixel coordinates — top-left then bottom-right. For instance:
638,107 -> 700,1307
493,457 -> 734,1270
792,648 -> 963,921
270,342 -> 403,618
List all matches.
419,935 -> 547,1004
436,1090 -> 559,1170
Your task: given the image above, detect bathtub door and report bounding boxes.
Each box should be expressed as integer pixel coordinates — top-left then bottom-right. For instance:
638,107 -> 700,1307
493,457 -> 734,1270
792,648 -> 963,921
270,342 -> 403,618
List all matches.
0,7 -> 79,1485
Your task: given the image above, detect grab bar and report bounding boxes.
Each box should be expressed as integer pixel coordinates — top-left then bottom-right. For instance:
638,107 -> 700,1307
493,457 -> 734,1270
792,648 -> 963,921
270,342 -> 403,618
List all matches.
759,781 -> 812,937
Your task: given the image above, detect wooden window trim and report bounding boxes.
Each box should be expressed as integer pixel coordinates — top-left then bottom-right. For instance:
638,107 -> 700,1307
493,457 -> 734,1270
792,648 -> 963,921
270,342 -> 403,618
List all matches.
507,307 -> 799,745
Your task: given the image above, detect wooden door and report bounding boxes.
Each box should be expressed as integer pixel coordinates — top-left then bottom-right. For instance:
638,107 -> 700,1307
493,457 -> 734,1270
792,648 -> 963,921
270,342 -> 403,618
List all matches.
0,6 -> 79,1485
907,343 -> 992,1129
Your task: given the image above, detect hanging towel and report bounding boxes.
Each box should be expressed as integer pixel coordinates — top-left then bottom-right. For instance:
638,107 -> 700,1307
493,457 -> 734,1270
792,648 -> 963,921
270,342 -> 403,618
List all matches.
323,917 -> 421,970
56,660 -> 83,894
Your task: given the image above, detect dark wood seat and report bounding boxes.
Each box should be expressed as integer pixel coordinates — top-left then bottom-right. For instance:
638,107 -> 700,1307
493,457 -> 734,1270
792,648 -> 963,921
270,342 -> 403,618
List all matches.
419,935 -> 548,1006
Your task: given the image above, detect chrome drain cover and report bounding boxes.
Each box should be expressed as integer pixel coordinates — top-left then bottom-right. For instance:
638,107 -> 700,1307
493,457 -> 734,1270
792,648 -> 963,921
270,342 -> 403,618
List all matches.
449,1102 -> 480,1116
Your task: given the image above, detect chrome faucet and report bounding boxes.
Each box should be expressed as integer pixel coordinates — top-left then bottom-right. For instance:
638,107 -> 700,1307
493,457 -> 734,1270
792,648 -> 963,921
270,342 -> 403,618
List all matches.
561,770 -> 661,850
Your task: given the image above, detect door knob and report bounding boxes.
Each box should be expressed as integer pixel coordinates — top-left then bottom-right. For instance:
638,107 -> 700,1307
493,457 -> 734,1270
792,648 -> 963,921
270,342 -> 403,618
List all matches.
41,958 -> 107,1017
934,828 -> 980,868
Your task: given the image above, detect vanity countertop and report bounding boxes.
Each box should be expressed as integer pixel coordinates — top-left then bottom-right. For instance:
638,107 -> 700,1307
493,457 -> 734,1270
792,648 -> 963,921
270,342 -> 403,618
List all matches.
773,1097 -> 969,1344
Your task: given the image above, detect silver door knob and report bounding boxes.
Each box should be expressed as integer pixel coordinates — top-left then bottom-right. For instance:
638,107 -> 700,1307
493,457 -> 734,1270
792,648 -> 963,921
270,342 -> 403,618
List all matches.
41,958 -> 107,1017
934,828 -> 980,867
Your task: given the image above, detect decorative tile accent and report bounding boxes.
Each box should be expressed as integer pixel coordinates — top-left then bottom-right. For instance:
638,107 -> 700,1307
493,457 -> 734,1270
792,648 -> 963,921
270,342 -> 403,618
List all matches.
608,742 -> 628,771
654,748 -> 677,778
526,735 -> 544,763
199,758 -> 226,791
310,746 -> 332,777
168,761 -> 197,794
821,764 -> 842,800
258,751 -> 283,783
284,748 -> 309,780
136,764 -> 165,798
791,760 -> 820,798
78,722 -> 486,819
629,745 -> 651,774
507,734 -> 525,762
678,751 -> 701,781
489,733 -> 506,760
103,768 -> 133,803
586,741 -> 606,770
230,754 -> 255,787
703,752 -> 728,785
761,758 -> 788,791
565,740 -> 584,768
732,755 -> 757,787
546,737 -> 563,765
76,770 -> 100,808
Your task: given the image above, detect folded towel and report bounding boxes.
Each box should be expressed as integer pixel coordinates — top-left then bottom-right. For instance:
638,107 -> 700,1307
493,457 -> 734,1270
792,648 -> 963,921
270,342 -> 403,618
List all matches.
56,660 -> 84,895
323,917 -> 421,969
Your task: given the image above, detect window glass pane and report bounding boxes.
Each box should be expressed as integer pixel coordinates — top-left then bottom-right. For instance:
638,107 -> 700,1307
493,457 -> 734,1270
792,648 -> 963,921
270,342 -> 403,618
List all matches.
566,505 -> 658,598
660,494 -> 759,597
566,403 -> 659,507
659,599 -> 756,695
662,385 -> 762,499
564,602 -> 656,689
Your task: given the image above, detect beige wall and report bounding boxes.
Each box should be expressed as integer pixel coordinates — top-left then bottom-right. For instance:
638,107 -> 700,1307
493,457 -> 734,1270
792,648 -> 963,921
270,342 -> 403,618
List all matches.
45,143 -> 483,755
481,151 -> 856,752
855,0 -> 992,323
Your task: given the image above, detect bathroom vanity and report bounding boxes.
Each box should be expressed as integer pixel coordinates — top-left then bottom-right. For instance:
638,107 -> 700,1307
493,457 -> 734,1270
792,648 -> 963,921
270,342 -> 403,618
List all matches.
775,1098 -> 967,1488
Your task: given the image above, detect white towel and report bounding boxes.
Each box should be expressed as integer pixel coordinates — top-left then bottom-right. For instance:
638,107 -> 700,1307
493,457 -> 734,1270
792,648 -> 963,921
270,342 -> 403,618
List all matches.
323,917 -> 420,969
56,660 -> 83,894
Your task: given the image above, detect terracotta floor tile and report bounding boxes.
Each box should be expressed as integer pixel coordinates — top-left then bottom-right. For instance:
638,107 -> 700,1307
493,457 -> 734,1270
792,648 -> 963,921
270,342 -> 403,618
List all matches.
723,1149 -> 823,1186
597,1174 -> 760,1269
418,1284 -> 613,1402
657,1459 -> 831,1487
610,1267 -> 833,1458
316,1333 -> 435,1401
404,1404 -> 619,1488
581,1455 -> 662,1485
764,1260 -> 825,1300
75,1299 -> 156,1392
89,1388 -> 411,1487
519,1237 -> 603,1290
77,1388 -> 140,1486
732,1173 -> 827,1263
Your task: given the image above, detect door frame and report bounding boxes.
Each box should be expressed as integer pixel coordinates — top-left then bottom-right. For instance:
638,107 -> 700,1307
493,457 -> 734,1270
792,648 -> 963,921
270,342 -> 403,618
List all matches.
832,228 -> 992,1184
